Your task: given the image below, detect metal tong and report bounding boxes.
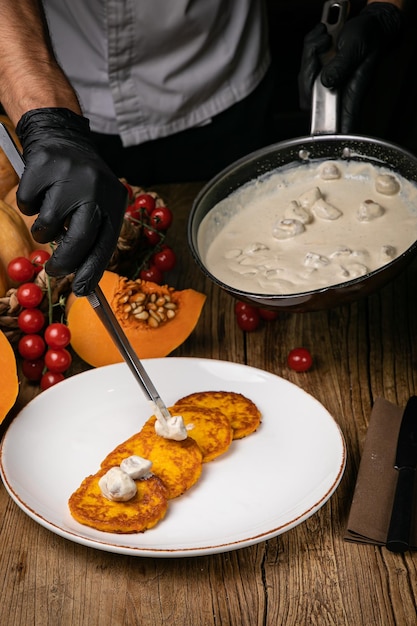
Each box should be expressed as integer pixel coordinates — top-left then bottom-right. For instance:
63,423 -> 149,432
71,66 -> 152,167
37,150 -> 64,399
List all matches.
86,286 -> 173,424
0,122 -> 174,425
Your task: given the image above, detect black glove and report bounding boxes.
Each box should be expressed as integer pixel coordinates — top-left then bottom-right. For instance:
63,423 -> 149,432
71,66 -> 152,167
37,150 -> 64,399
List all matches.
16,108 -> 127,296
298,3 -> 403,133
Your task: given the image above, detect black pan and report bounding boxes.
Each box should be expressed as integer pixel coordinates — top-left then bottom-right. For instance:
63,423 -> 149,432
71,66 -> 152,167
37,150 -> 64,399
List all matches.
187,1 -> 417,312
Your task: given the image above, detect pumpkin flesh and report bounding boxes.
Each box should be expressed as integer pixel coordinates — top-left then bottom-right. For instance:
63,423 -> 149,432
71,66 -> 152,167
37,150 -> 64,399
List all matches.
67,271 -> 206,367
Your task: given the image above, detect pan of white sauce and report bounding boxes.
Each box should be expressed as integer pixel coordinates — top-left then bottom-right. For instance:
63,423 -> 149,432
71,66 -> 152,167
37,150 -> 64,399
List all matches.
188,2 -> 417,312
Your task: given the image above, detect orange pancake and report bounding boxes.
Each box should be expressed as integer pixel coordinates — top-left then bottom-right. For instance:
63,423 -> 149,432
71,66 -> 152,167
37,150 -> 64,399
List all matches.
101,419 -> 203,499
68,469 -> 168,533
69,392 -> 261,534
174,391 -> 262,439
167,405 -> 233,462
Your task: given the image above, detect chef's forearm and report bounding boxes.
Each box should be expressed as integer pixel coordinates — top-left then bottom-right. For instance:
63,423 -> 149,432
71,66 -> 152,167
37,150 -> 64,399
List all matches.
0,0 -> 81,125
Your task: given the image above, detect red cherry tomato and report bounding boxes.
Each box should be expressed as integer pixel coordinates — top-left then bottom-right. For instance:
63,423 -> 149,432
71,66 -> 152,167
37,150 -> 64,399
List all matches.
18,308 -> 45,334
152,246 -> 176,272
236,308 -> 260,332
287,347 -> 313,372
234,301 -> 246,314
143,227 -> 162,245
134,193 -> 156,215
44,348 -> 72,373
28,249 -> 51,273
7,256 -> 35,282
234,301 -> 256,315
16,282 -> 44,308
149,206 -> 173,231
21,358 -> 45,382
40,371 -> 65,391
44,322 -> 71,348
258,308 -> 279,321
124,204 -> 142,223
139,265 -> 163,284
18,334 -> 46,360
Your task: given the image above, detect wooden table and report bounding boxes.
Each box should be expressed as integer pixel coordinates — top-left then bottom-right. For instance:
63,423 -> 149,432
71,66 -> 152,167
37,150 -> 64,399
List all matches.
1,183 -> 417,626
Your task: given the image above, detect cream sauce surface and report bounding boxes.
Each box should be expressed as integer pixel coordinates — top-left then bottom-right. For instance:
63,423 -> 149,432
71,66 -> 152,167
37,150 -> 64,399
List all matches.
199,160 -> 417,295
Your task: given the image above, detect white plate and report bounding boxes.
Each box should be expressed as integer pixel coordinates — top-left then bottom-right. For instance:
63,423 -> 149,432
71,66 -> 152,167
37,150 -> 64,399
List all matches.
0,358 -> 346,557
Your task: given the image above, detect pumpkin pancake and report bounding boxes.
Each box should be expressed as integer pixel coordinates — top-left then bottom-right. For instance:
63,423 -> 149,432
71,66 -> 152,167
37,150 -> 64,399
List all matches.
174,391 -> 262,439
68,469 -> 168,534
69,392 -> 261,534
167,405 -> 233,462
101,419 -> 203,499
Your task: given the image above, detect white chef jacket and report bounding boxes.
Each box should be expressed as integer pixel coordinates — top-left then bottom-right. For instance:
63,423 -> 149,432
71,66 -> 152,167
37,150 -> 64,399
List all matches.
42,0 -> 270,147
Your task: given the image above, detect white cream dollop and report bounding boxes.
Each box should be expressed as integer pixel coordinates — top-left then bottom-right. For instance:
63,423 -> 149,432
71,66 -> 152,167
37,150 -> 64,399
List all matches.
154,413 -> 188,440
98,467 -> 137,502
120,455 -> 153,479
150,401 -> 188,440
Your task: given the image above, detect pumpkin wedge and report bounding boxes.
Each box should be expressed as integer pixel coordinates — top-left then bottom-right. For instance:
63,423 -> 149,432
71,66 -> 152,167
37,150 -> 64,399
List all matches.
0,330 -> 19,422
67,271 -> 206,367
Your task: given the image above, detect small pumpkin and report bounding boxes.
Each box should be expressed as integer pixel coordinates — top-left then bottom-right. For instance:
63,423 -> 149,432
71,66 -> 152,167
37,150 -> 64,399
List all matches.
67,271 -> 206,367
0,116 -> 21,199
0,260 -> 8,297
0,329 -> 19,422
0,199 -> 36,287
2,184 -> 17,206
3,184 -> 51,253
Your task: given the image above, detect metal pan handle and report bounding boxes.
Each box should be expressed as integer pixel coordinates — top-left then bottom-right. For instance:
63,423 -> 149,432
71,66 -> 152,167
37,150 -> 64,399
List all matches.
311,0 -> 350,136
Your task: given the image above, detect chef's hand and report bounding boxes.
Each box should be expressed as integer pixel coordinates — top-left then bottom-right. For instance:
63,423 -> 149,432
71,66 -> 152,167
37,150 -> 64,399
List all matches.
298,2 -> 403,133
16,107 -> 127,297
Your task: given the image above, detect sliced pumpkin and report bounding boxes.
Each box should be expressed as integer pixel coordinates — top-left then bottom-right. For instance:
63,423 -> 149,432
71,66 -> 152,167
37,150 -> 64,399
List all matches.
0,330 -> 19,422
67,270 -> 206,367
